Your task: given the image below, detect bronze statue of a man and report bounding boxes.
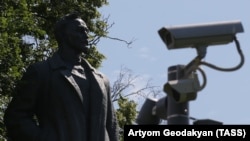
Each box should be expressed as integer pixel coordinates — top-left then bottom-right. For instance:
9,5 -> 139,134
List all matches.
4,13 -> 119,141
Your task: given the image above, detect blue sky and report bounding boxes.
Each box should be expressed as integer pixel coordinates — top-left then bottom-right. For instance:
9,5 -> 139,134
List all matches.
97,0 -> 250,124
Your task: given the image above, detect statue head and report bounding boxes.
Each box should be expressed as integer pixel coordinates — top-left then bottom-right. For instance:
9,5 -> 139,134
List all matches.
54,13 -> 89,53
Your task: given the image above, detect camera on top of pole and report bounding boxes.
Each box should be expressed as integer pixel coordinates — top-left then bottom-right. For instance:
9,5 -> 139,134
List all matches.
136,20 -> 244,125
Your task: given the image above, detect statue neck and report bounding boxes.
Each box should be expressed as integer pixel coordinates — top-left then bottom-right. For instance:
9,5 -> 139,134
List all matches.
58,46 -> 82,66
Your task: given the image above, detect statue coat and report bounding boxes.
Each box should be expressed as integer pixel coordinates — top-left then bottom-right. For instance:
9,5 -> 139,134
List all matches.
4,52 -> 119,141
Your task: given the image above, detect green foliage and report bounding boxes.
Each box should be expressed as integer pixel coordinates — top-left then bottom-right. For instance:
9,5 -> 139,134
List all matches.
85,46 -> 106,69
0,96 -> 9,141
116,97 -> 137,141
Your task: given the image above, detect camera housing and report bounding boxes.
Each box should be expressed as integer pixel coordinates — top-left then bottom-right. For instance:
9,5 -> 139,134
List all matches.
136,97 -> 168,124
158,20 -> 244,49
164,71 -> 201,103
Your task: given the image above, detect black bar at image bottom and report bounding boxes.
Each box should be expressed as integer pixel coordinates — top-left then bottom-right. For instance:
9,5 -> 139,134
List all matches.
124,125 -> 250,141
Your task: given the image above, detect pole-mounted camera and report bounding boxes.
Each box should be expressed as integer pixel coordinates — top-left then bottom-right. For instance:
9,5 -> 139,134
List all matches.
158,20 -> 243,50
136,20 -> 244,125
159,20 -> 244,103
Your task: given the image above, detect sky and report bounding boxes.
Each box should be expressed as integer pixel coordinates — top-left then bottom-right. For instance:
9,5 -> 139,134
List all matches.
97,0 -> 250,124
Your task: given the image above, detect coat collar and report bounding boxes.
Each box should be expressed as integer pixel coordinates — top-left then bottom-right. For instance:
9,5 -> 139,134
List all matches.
48,52 -> 101,76
48,52 -> 66,70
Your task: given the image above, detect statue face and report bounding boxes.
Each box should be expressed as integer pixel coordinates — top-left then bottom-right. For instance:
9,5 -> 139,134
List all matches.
65,18 -> 89,53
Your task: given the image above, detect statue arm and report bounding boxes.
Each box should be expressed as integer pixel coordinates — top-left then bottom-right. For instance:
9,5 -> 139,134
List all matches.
105,78 -> 119,141
4,64 -> 41,141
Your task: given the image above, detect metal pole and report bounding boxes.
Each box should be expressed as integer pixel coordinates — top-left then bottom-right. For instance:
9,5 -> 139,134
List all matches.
167,65 -> 189,125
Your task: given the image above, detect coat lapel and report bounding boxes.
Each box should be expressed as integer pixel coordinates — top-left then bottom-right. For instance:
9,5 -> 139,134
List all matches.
60,69 -> 84,103
48,53 -> 84,104
81,59 -> 107,96
81,59 -> 107,138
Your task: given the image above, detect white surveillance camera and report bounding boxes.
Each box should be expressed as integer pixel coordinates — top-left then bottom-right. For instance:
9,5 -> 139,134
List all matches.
158,20 -> 244,50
